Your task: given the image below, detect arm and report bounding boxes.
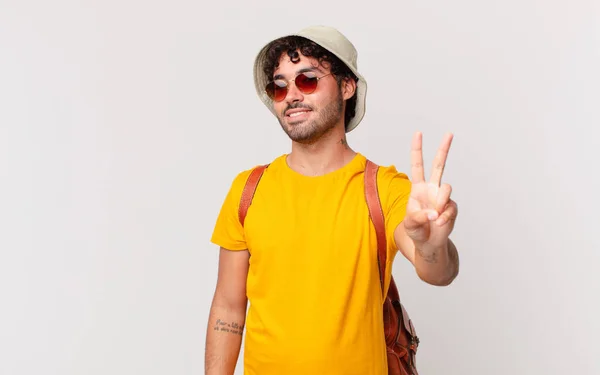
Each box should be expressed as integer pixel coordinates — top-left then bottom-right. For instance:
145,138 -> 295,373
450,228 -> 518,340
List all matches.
205,247 -> 250,375
394,131 -> 460,286
395,224 -> 459,286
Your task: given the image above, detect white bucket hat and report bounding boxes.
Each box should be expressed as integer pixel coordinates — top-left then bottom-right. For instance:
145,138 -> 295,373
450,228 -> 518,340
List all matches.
253,25 -> 367,133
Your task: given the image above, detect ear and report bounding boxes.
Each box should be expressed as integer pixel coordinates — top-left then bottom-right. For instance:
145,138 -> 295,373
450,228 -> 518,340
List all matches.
341,77 -> 357,100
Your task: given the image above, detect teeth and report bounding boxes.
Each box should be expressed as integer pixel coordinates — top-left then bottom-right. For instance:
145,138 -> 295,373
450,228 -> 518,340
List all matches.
289,111 -> 308,117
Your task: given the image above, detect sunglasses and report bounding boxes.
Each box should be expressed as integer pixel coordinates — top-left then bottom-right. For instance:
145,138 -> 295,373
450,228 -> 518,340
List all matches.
265,71 -> 333,102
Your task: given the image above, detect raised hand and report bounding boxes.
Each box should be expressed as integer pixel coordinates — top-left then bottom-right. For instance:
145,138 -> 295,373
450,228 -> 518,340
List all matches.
403,132 -> 458,250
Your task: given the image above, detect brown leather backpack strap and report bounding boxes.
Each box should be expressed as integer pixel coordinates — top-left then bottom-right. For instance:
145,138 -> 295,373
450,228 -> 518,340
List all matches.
364,159 -> 387,295
238,164 -> 268,226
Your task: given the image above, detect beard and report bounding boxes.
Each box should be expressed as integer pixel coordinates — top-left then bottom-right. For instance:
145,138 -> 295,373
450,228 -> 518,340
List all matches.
277,92 -> 344,144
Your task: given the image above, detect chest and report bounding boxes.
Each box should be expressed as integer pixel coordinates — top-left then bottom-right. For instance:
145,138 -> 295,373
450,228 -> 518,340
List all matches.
242,176 -> 377,269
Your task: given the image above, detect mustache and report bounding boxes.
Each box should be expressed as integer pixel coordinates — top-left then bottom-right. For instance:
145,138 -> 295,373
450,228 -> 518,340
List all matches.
282,103 -> 313,116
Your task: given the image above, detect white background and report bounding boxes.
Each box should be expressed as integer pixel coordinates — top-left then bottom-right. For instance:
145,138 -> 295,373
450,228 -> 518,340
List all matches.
1,0 -> 599,374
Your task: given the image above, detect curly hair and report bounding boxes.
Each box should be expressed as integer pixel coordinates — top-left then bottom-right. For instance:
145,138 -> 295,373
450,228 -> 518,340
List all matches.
262,36 -> 358,130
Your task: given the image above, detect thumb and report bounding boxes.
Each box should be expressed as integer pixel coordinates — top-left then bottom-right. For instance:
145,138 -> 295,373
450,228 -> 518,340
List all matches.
403,209 -> 438,231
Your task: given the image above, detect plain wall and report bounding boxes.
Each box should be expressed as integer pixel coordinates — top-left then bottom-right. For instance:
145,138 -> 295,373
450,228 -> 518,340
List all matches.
1,0 -> 598,374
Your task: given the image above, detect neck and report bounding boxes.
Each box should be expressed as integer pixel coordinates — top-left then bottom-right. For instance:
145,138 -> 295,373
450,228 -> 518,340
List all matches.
286,124 -> 357,176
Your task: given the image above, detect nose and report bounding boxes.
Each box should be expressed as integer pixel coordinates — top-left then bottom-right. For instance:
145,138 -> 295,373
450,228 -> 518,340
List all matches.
284,81 -> 304,103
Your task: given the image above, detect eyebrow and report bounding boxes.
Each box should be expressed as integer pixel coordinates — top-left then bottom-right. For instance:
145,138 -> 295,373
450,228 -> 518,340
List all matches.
273,66 -> 323,80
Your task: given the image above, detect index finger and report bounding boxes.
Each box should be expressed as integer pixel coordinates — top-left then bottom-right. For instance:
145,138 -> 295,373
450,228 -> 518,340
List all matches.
429,132 -> 454,186
410,131 -> 425,183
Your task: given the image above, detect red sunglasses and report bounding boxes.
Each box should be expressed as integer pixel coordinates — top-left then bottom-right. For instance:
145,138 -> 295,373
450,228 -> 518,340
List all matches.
265,71 -> 333,102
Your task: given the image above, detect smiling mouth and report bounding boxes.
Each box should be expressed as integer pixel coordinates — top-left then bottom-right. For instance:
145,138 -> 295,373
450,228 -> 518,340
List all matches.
288,111 -> 309,118
286,109 -> 312,118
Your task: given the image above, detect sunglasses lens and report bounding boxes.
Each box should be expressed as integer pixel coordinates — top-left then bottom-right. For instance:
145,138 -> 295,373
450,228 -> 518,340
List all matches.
295,73 -> 318,94
266,81 -> 288,102
265,73 -> 321,101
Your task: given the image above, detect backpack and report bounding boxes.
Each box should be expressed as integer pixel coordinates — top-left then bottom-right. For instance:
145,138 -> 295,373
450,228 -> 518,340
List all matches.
237,160 -> 420,375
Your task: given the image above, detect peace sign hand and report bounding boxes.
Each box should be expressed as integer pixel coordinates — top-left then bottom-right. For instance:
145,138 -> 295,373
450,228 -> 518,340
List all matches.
403,132 -> 458,250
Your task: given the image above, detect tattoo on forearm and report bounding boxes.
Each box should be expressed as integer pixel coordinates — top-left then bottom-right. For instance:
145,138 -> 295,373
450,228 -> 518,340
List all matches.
417,248 -> 438,263
213,318 -> 244,336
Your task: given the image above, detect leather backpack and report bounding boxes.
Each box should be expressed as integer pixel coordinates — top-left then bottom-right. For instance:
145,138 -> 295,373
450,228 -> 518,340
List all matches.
237,160 -> 420,375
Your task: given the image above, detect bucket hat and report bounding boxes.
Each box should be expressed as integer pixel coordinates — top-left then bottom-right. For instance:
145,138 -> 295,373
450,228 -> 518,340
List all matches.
253,25 -> 367,133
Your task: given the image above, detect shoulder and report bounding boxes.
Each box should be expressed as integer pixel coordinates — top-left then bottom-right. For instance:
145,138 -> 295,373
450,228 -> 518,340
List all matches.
363,157 -> 412,223
362,156 -> 410,187
225,155 -> 285,194
377,163 -> 409,182
362,157 -> 412,203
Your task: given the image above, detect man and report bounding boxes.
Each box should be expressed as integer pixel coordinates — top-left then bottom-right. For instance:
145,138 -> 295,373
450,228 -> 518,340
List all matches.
205,25 -> 459,375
